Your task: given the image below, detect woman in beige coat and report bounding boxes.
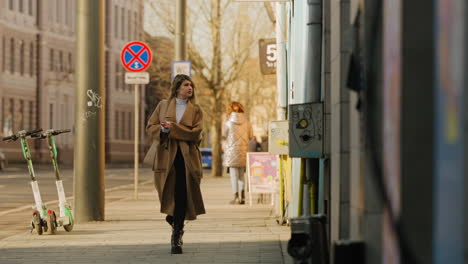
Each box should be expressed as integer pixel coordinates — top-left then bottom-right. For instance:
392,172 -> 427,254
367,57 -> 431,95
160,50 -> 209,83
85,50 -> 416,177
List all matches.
223,102 -> 253,204
146,74 -> 205,254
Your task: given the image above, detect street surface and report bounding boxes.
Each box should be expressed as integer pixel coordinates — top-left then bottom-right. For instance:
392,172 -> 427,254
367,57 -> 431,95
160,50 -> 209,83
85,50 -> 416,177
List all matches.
0,166 -> 153,240
0,169 -> 293,264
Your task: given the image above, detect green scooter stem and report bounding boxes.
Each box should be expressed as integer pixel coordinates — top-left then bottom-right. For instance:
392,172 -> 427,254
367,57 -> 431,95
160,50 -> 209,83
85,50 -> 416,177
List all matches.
44,129 -> 74,229
18,131 -> 47,218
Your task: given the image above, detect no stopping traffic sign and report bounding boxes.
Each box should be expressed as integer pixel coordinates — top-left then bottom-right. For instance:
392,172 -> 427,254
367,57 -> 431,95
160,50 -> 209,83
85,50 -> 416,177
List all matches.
120,41 -> 152,72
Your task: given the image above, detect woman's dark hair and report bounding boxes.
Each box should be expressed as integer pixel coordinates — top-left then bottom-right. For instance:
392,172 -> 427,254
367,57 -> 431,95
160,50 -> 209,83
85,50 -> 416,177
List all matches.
170,74 -> 196,102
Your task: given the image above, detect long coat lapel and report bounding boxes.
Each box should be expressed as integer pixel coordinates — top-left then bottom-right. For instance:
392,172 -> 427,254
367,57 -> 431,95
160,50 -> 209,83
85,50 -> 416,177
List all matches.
165,98 -> 177,123
179,100 -> 194,127
166,98 -> 194,126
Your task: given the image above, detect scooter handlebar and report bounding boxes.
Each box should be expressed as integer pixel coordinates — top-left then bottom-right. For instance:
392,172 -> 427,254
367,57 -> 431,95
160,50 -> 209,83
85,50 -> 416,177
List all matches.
2,135 -> 17,141
26,128 -> 43,137
2,128 -> 42,141
30,133 -> 46,139
51,129 -> 71,136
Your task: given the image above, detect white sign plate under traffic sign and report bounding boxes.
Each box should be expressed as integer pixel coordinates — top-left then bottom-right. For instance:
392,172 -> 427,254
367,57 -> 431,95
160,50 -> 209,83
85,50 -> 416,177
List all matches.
125,72 -> 150,84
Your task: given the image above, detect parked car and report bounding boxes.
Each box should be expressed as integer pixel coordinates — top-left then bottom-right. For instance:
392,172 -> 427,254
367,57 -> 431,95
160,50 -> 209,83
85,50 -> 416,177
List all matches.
200,148 -> 212,169
0,151 -> 6,171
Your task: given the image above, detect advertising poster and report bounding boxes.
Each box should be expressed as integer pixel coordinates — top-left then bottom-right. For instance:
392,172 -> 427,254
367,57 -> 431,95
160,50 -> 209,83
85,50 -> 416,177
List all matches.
246,152 -> 278,194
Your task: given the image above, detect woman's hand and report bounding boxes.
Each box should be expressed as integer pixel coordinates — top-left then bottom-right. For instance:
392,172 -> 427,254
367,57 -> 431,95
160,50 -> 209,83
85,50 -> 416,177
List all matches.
160,121 -> 172,129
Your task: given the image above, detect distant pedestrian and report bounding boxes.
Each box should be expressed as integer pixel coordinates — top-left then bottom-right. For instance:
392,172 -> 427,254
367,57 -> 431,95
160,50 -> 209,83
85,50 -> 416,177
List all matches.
146,74 -> 205,254
260,134 -> 269,152
248,136 -> 262,153
223,101 -> 253,205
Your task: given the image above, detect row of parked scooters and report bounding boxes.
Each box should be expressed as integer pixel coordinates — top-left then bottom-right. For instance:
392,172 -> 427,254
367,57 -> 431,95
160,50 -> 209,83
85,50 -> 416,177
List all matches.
2,129 -> 73,235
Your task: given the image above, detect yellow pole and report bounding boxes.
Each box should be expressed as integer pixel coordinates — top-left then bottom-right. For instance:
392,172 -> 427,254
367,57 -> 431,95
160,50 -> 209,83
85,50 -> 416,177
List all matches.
298,159 -> 304,216
279,155 -> 285,221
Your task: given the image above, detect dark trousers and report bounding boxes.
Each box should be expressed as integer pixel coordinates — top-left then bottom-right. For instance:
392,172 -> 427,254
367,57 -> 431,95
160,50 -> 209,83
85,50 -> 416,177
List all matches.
173,147 -> 187,229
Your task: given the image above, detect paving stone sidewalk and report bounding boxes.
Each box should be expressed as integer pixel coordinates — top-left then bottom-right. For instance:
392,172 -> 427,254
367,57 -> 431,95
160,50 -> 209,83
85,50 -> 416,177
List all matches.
0,173 -> 294,264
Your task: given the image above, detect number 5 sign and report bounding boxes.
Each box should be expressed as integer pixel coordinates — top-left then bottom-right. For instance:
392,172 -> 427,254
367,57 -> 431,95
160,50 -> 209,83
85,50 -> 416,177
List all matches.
259,38 -> 277,75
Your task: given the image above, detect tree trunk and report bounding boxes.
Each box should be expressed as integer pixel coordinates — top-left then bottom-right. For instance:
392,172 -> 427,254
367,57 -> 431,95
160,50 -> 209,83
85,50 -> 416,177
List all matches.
210,0 -> 223,178
211,115 -> 223,177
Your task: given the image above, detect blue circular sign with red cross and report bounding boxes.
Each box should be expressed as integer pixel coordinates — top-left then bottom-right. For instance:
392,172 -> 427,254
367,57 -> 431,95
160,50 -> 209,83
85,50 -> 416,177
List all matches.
120,41 -> 152,72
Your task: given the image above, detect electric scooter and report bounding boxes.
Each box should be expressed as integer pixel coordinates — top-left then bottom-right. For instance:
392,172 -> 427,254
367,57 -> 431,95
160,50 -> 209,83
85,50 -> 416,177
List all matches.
2,129 -> 50,235
32,129 -> 74,233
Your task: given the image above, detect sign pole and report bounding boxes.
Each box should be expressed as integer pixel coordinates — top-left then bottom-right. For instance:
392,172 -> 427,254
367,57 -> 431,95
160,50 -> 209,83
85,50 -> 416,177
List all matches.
134,84 -> 139,200
120,41 -> 152,201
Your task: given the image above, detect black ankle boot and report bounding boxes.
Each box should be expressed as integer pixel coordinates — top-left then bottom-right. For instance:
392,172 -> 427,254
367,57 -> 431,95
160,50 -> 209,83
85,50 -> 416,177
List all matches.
239,190 -> 245,204
166,215 -> 174,227
171,224 -> 184,254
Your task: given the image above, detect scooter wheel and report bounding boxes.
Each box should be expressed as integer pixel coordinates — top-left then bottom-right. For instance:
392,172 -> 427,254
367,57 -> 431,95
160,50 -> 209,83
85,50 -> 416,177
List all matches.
32,212 -> 43,235
63,209 -> 74,232
64,222 -> 73,232
46,211 -> 57,235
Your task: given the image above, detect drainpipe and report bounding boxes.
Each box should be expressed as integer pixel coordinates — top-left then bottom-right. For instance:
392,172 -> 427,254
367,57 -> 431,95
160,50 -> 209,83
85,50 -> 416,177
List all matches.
303,0 -> 322,216
276,2 -> 288,121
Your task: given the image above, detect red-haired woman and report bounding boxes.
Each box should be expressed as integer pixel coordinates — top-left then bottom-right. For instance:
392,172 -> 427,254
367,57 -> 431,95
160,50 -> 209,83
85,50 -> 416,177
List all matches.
223,101 -> 253,204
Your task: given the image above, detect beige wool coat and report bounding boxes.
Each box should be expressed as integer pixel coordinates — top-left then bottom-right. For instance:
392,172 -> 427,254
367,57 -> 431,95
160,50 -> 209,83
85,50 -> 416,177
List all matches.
223,112 -> 253,167
146,98 -> 205,220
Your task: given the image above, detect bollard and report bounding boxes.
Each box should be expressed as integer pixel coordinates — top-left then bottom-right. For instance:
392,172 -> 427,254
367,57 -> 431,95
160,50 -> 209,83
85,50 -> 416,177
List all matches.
288,214 -> 329,264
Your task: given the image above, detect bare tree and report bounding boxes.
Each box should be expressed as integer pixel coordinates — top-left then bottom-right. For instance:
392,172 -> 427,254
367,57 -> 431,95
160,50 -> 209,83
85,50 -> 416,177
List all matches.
144,33 -> 173,122
146,0 -> 272,177
227,58 -> 277,138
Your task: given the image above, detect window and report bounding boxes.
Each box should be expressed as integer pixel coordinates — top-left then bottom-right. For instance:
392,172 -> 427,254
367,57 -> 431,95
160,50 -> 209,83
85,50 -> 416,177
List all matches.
29,101 -> 34,130
49,104 -> 53,128
60,104 -> 65,130
115,62 -> 119,90
28,0 -> 33,16
2,37 -> 5,72
115,111 -> 119,139
128,112 -> 132,139
59,50 -> 63,72
6,99 -> 14,135
65,0 -> 69,26
19,0 -> 23,13
114,6 -> 119,38
121,7 -> 125,40
49,48 -> 54,71
9,0 -> 14,10
19,100 -> 24,129
29,43 -> 34,75
68,52 -> 72,72
134,11 -> 138,39
56,0 -> 61,23
121,112 -> 126,140
128,10 -> 132,41
10,38 -> 15,73
19,41 -> 24,75
10,99 -> 15,133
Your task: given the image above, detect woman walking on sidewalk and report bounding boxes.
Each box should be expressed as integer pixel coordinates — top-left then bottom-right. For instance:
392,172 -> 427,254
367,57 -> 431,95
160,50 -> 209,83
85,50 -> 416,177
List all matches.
146,74 -> 205,254
223,101 -> 253,205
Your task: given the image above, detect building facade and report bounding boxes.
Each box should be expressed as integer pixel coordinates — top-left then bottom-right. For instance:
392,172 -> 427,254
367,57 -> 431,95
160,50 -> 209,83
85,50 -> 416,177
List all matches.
281,0 -> 468,263
0,0 -> 144,164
